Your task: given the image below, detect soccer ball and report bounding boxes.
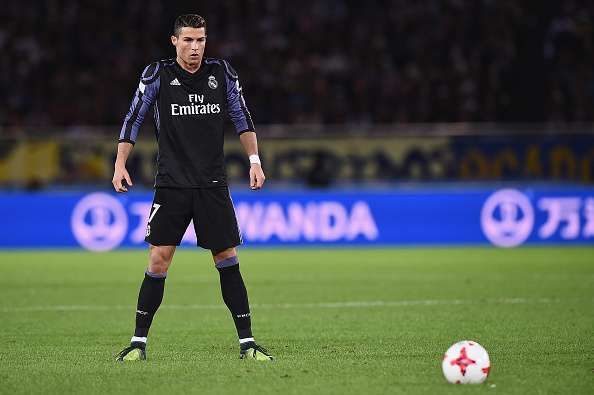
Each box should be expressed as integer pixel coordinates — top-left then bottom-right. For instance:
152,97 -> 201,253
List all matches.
442,340 -> 490,384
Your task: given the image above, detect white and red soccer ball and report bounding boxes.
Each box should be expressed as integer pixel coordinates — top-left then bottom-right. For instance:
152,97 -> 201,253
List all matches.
442,340 -> 490,384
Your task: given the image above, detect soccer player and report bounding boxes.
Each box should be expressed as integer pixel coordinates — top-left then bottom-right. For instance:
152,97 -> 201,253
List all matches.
112,14 -> 273,362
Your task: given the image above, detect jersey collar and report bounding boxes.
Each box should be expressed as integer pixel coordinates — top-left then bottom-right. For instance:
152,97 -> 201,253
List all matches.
174,59 -> 206,78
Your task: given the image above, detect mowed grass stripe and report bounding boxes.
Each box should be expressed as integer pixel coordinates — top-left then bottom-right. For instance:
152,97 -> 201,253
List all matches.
1,297 -> 592,313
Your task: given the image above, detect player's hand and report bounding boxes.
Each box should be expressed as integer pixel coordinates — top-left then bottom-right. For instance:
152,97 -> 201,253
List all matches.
249,164 -> 265,190
112,165 -> 133,193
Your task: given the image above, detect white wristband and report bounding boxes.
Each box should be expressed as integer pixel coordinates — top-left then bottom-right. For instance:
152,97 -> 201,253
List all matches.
249,154 -> 261,165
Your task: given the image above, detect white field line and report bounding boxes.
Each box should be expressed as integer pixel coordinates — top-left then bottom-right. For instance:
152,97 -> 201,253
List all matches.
0,297 -> 586,313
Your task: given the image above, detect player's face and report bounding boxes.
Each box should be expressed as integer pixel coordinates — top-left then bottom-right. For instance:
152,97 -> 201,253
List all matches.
171,27 -> 207,68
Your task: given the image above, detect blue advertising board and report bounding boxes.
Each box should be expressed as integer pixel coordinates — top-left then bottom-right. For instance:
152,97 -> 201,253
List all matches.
0,187 -> 593,250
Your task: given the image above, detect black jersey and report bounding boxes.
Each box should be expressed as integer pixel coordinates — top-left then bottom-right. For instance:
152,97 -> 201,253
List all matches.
119,58 -> 255,188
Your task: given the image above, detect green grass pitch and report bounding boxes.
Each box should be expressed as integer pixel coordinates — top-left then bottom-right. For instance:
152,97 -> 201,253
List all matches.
0,247 -> 593,394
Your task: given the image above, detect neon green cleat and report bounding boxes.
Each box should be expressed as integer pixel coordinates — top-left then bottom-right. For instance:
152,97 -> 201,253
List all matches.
240,342 -> 274,361
116,344 -> 147,361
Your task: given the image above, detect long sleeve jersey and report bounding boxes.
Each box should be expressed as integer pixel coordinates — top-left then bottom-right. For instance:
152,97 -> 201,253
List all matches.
119,58 -> 255,188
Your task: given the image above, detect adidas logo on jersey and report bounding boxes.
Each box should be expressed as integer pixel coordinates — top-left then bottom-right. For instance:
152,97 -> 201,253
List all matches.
170,78 -> 181,86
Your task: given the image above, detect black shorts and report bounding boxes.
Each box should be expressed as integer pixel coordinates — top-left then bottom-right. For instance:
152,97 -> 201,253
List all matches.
145,187 -> 242,251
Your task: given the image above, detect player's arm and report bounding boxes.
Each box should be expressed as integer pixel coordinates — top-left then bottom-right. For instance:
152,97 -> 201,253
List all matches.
113,62 -> 160,192
113,142 -> 134,192
223,60 -> 265,190
239,131 -> 265,190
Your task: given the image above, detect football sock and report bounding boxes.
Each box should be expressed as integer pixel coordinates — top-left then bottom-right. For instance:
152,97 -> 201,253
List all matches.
132,271 -> 166,343
216,256 -> 253,340
239,337 -> 256,350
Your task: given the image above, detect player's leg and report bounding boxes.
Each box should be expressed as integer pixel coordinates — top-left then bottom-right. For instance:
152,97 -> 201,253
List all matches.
212,248 -> 251,342
117,245 -> 175,361
134,246 -> 176,342
193,187 -> 273,360
212,247 -> 273,361
117,188 -> 192,362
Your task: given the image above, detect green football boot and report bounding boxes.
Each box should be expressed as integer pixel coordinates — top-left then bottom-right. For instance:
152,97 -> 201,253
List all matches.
116,342 -> 147,361
240,342 -> 274,361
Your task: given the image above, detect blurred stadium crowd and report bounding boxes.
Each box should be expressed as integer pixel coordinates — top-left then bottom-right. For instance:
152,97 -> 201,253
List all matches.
1,0 -> 594,130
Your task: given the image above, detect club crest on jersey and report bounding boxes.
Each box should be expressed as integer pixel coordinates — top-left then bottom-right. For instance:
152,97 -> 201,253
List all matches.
208,75 -> 218,89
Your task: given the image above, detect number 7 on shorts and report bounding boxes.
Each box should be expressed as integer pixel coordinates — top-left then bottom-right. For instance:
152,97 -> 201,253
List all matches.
148,203 -> 161,223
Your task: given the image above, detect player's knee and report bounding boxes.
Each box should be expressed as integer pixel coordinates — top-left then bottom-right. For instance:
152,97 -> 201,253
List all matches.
149,254 -> 170,273
212,247 -> 237,264
148,245 -> 175,273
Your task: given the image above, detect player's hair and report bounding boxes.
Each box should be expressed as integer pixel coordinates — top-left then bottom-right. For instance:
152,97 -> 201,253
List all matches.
173,14 -> 206,37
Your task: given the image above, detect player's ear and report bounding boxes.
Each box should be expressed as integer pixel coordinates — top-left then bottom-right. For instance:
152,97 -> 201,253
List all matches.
171,35 -> 177,46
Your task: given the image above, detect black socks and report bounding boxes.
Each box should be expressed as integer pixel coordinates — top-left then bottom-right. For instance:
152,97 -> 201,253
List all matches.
216,257 -> 253,339
133,271 -> 166,339
129,257 -> 252,346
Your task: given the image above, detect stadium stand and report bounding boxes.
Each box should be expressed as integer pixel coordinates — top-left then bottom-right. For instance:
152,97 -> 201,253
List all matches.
1,0 -> 593,129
